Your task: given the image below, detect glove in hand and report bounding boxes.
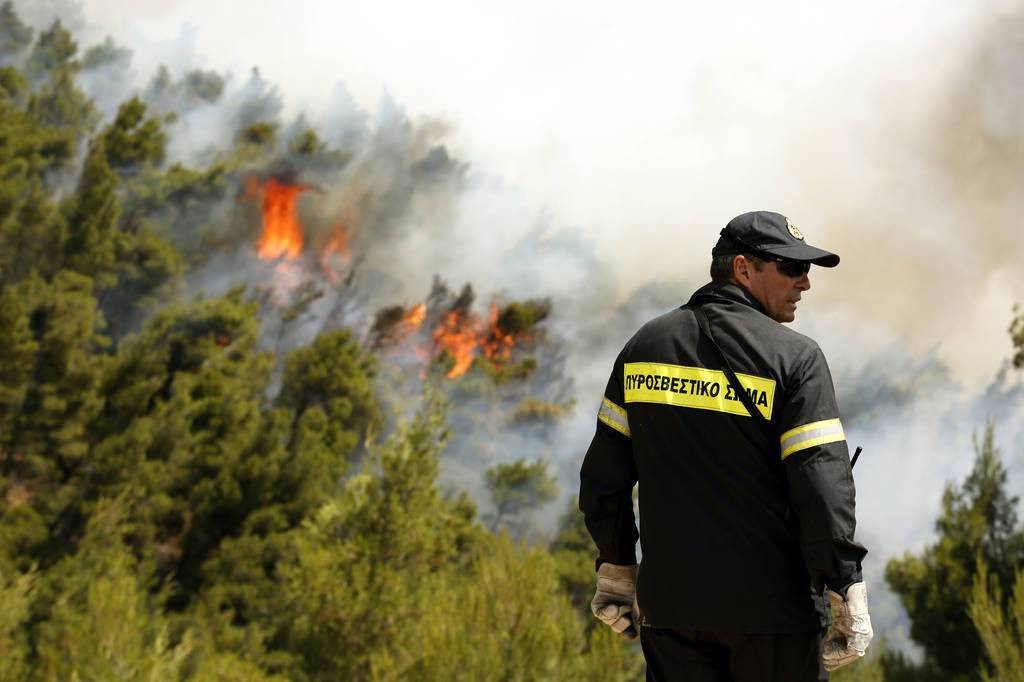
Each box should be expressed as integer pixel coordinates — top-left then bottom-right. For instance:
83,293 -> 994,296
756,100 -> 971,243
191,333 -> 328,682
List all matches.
590,563 -> 639,640
822,582 -> 873,672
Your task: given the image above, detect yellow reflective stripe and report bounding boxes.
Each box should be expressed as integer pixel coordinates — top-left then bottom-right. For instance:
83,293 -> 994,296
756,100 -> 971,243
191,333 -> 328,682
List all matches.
780,418 -> 845,459
623,362 -> 775,420
597,397 -> 631,437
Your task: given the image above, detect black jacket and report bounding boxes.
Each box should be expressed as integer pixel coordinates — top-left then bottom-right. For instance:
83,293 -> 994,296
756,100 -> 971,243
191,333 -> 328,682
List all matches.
579,281 -> 867,633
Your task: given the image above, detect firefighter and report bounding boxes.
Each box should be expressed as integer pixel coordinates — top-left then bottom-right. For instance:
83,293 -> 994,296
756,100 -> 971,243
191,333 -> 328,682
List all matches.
580,211 -> 872,681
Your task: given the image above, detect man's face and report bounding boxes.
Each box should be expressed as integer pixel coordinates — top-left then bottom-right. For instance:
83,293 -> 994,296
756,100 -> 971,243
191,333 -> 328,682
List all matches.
733,255 -> 811,323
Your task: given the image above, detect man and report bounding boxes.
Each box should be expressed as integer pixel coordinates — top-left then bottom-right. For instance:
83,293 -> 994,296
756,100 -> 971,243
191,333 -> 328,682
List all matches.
580,211 -> 871,681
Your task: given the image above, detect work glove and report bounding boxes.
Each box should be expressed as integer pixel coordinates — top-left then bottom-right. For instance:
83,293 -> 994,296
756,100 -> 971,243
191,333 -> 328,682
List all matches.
822,582 -> 874,672
590,562 -> 639,640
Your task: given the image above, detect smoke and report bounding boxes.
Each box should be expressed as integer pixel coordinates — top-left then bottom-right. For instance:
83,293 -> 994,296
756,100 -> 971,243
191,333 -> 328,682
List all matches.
15,0 -> 1024,654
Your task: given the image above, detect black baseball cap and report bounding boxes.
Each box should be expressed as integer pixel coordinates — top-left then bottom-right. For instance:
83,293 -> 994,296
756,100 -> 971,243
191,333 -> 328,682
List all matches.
711,210 -> 840,267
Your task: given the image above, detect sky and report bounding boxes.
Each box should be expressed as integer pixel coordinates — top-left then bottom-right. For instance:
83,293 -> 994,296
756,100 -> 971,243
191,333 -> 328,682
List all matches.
16,0 -> 1024,651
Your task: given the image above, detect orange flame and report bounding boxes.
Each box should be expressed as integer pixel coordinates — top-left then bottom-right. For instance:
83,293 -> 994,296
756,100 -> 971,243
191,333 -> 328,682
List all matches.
482,303 -> 519,362
433,309 -> 483,378
323,220 -> 351,260
381,302 -> 529,380
403,302 -> 427,329
319,220 -> 352,283
249,177 -> 310,260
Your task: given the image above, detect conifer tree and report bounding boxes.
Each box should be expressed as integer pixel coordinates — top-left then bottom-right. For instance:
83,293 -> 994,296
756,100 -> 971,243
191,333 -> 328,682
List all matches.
886,424 -> 1024,678
64,136 -> 120,286
277,328 -> 380,475
0,286 -> 37,442
32,499 -> 191,681
484,457 -> 558,531
1011,305 -> 1023,369
970,560 -> 1024,681
0,554 -> 33,682
0,3 -> 31,64
26,20 -> 79,78
23,20 -> 96,144
101,97 -> 167,173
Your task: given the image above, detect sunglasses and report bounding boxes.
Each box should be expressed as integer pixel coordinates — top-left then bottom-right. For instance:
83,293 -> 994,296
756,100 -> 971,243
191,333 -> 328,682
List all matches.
743,253 -> 810,278
770,257 -> 811,278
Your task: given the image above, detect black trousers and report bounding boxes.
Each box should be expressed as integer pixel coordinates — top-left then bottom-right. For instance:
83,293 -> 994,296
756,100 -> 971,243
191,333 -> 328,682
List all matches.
640,626 -> 827,682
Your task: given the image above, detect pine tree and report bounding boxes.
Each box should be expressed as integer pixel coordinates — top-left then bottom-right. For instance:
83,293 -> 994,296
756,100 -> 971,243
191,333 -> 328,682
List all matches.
64,136 -> 120,287
484,457 -> 558,532
276,328 -> 380,476
32,499 -> 192,681
0,554 -> 33,682
101,97 -> 167,174
970,561 -> 1024,681
0,2 -> 32,64
26,20 -> 78,78
886,424 -> 1024,679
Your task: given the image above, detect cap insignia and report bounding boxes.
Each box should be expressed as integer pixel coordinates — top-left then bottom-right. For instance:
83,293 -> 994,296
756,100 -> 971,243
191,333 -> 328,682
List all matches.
786,218 -> 804,240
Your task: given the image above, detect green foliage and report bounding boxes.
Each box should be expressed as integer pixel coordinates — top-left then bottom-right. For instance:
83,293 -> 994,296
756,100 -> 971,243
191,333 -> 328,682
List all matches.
512,397 -> 574,424
32,499 -> 192,681
184,69 -> 226,104
886,423 -> 1024,679
278,393 -> 482,678
485,457 -> 558,531
26,20 -> 78,79
277,328 -> 380,470
288,128 -> 322,156
0,559 -> 33,682
81,36 -> 131,70
1011,304 -> 1024,370
7,271 -> 106,474
277,396 -> 640,681
550,496 -> 602,615
64,136 -> 121,285
970,560 -> 1024,681
0,285 -> 37,436
28,67 -> 97,139
102,97 -> 167,172
0,2 -> 32,63
480,355 -> 539,383
496,298 -> 552,334
0,65 -> 26,99
238,120 -> 278,147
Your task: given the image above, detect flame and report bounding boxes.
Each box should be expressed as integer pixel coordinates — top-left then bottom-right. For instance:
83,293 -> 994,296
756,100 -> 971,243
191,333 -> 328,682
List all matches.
402,302 -> 427,329
433,309 -> 483,378
320,220 -> 352,283
381,302 -> 529,380
482,303 -> 519,361
249,177 -> 310,260
323,221 -> 351,260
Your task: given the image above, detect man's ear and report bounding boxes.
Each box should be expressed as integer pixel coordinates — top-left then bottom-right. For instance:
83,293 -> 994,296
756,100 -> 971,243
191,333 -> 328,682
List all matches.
732,255 -> 749,284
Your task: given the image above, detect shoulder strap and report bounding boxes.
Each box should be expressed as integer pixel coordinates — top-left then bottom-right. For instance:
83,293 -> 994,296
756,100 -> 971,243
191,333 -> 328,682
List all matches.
692,305 -> 775,441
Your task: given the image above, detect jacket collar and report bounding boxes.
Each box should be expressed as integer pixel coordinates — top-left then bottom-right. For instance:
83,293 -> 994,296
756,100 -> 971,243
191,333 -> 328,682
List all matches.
685,280 -> 766,315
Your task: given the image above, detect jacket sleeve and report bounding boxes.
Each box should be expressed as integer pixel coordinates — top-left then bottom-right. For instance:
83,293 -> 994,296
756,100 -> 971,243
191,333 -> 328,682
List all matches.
579,355 -> 638,568
779,345 -> 867,592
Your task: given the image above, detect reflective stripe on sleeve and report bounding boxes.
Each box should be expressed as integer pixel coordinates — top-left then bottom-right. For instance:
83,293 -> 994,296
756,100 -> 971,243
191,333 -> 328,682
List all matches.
597,397 -> 631,437
780,418 -> 845,460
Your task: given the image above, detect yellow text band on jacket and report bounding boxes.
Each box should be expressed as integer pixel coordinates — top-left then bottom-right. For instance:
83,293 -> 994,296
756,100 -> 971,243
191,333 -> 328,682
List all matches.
780,418 -> 845,460
623,362 -> 775,420
597,397 -> 631,437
